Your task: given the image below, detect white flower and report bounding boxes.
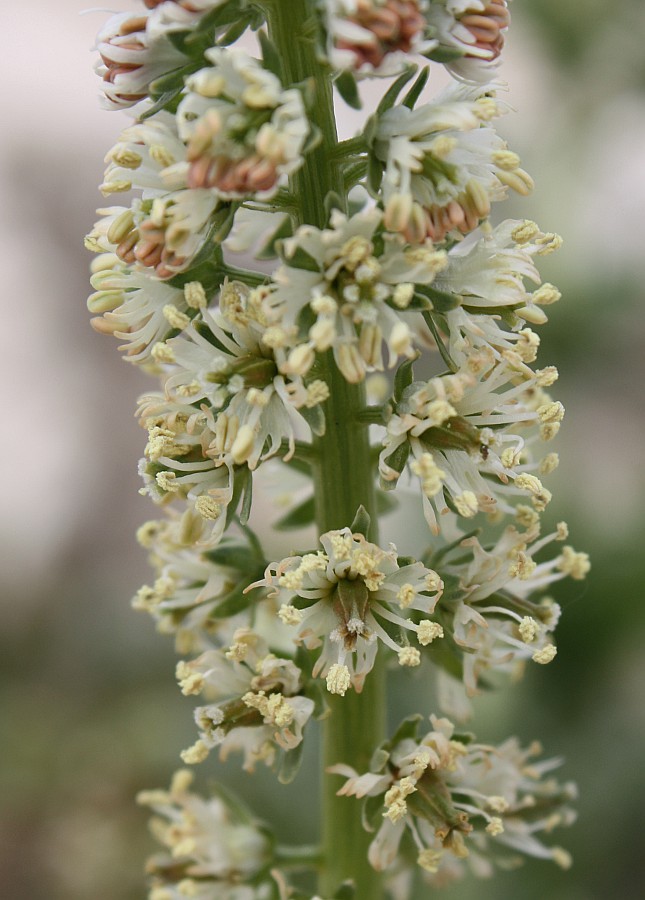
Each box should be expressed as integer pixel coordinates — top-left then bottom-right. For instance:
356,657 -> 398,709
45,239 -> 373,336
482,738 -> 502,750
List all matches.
437,219 -> 562,325
87,254 -> 196,364
132,514 -> 268,652
425,0 -> 511,83
94,2 -> 239,110
321,0 -> 436,75
373,82 -> 533,242
177,629 -> 315,771
331,714 -> 576,881
380,354 -> 563,534
172,48 -> 310,200
137,769 -> 274,896
256,527 -> 443,692
143,280 -> 323,467
268,208 -> 446,382
94,11 -> 188,110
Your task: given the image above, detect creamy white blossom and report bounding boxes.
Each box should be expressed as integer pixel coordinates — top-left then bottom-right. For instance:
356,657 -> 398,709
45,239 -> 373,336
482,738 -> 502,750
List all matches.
267,207 -> 447,382
425,0 -> 511,83
177,628 -> 315,771
321,0 -> 436,75
373,82 -> 533,243
170,47 -> 310,200
137,768 -> 275,898
256,527 -> 444,693
331,714 -> 576,881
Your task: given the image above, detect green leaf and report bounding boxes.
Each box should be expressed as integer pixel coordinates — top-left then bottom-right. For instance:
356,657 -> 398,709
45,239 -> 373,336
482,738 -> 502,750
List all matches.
299,402 -> 326,437
138,88 -> 184,121
278,742 -> 305,784
417,284 -> 463,313
422,311 -> 458,372
256,214 -> 293,260
275,495 -> 315,531
210,584 -> 255,619
393,355 -> 417,403
376,490 -> 398,515
226,467 -> 249,529
282,244 -> 321,272
335,70 -> 362,110
239,470 -> 253,525
425,45 -> 465,64
389,714 -> 422,748
204,542 -> 261,570
402,66 -> 429,109
350,505 -> 371,536
363,113 -> 378,148
362,793 -> 385,832
369,746 -> 390,773
218,15 -> 253,47
149,66 -> 190,95
376,65 -> 417,115
382,441 -> 410,481
258,29 -> 282,77
333,883 -> 356,899
366,153 -> 383,196
301,123 -> 322,155
324,190 -> 346,218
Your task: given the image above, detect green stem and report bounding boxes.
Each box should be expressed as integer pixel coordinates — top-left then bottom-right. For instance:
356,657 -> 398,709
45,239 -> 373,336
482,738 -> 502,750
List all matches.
263,2 -> 385,896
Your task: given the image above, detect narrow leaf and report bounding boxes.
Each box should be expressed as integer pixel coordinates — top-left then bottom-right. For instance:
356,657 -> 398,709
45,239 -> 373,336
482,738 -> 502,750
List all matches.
376,65 -> 417,115
350,505 -> 371,536
275,496 -> 315,531
402,66 -> 429,109
335,70 -> 362,110
258,29 -> 282,77
393,355 -> 417,403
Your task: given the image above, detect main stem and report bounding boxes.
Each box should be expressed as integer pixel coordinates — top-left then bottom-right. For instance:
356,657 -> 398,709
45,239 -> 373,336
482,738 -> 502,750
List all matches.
264,2 -> 385,896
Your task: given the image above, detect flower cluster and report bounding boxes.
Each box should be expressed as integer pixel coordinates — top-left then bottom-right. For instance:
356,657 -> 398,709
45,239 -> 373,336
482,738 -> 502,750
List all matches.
258,526 -> 444,694
137,769 -> 278,899
86,1 -> 584,896
331,714 -> 577,883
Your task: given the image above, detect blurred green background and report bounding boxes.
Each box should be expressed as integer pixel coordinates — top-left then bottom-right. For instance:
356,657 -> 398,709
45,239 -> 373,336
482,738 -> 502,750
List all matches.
2,2 -> 644,898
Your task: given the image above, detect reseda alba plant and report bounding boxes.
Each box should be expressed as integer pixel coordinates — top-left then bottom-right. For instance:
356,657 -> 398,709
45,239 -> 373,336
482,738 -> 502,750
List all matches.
86,2 -> 587,897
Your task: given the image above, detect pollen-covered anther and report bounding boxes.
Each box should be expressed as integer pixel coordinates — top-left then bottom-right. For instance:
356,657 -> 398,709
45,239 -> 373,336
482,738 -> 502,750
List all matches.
519,616 -> 539,643
180,739 -> 210,765
532,643 -> 557,664
306,380 -> 330,407
487,795 -> 509,813
383,775 -> 417,823
278,568 -> 306,591
533,283 -> 562,306
176,661 -> 204,696
417,848 -> 443,873
396,583 -> 416,609
326,663 -> 351,696
558,546 -> 591,580
485,816 -> 505,836
411,452 -> 445,497
454,490 -> 479,518
393,282 -> 415,309
184,281 -> 207,310
243,690 -> 295,728
194,495 -> 221,521
278,604 -> 303,626
417,620 -> 444,646
509,550 -> 537,581
398,646 -> 421,667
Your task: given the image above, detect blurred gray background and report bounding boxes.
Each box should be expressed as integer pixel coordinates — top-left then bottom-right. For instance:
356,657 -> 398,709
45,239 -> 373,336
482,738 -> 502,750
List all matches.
1,1 -> 644,897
